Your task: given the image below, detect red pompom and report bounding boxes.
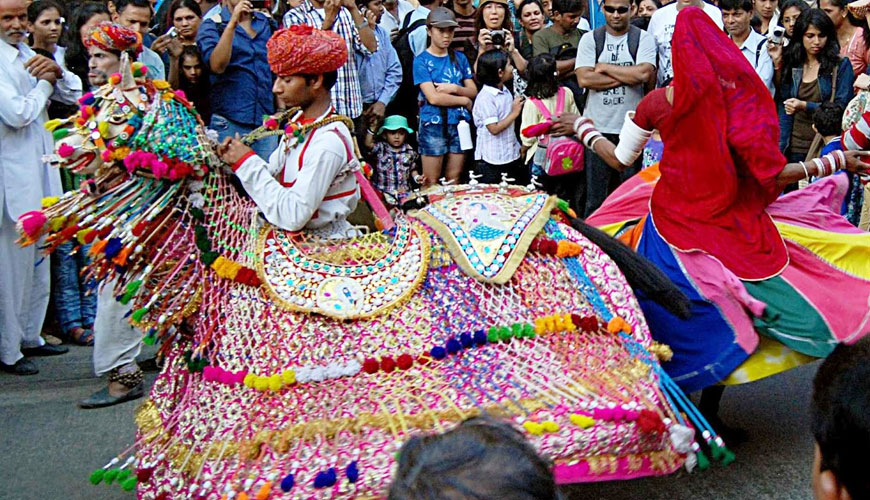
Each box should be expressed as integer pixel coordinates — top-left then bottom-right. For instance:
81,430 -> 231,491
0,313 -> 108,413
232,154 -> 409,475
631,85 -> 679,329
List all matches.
396,354 -> 413,370
637,409 -> 666,434
362,358 -> 379,374
380,356 -> 396,373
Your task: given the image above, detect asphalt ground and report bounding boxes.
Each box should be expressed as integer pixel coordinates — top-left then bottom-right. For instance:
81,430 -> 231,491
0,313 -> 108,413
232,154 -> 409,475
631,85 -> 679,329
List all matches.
0,344 -> 816,500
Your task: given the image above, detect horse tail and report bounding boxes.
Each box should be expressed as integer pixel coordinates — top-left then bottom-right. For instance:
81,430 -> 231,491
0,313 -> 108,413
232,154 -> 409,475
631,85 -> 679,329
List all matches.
570,218 -> 692,320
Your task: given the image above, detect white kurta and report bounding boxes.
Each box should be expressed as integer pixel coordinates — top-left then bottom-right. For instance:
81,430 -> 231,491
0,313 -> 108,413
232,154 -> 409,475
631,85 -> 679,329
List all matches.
233,109 -> 361,238
0,40 -> 81,365
93,280 -> 140,376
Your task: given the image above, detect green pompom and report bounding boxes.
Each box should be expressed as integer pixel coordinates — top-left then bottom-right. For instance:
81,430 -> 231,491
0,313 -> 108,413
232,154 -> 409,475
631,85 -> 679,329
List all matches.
142,333 -> 156,346
696,451 -> 710,471
131,307 -> 149,323
117,469 -> 130,482
487,327 -> 500,343
119,280 -> 142,305
720,445 -> 736,465
200,250 -> 219,266
709,440 -> 724,461
89,469 -> 106,485
556,198 -> 570,213
498,326 -> 512,342
104,468 -> 120,484
121,477 -> 137,491
523,324 -> 536,338
190,207 -> 205,221
52,128 -> 70,141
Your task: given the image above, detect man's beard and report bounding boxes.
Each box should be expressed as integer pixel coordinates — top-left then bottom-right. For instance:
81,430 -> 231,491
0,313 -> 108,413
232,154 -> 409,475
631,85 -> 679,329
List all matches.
89,70 -> 109,88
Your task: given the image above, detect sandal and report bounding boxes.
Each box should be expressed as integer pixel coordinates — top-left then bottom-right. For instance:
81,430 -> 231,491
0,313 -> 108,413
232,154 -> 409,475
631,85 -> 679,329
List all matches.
64,327 -> 94,346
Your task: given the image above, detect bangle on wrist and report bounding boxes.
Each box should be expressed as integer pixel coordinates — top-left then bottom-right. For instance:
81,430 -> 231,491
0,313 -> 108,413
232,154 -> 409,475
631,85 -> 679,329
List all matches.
799,161 -> 809,180
366,128 -> 376,135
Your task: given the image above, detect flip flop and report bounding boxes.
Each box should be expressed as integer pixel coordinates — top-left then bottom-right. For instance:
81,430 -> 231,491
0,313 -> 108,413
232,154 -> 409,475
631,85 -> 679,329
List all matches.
79,382 -> 144,409
64,327 -> 94,346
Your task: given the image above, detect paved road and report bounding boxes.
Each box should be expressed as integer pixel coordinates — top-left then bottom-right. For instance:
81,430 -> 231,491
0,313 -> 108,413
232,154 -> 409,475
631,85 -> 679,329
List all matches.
0,345 -> 816,500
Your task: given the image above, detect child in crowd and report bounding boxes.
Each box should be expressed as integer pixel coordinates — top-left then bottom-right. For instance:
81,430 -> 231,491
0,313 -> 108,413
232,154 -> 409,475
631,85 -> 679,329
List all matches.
810,337 -> 870,500
388,417 -> 558,500
520,54 -> 583,209
812,102 -> 863,226
472,49 -> 526,185
413,7 -> 478,186
364,115 -> 421,206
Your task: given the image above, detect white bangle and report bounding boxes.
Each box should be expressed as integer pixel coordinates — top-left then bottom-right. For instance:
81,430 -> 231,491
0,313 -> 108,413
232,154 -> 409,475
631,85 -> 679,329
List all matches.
835,150 -> 847,171
799,161 -> 809,180
573,116 -> 588,136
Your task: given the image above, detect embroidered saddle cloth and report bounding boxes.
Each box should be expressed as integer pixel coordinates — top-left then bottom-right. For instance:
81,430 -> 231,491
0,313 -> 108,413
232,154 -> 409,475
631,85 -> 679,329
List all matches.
411,188 -> 555,284
257,218 -> 429,320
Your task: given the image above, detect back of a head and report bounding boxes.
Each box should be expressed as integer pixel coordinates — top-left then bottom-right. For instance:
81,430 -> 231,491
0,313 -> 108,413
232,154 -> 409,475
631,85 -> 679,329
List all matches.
812,102 -> 844,137
551,0 -> 583,15
811,337 -> 870,500
388,417 -> 558,500
526,53 -> 558,99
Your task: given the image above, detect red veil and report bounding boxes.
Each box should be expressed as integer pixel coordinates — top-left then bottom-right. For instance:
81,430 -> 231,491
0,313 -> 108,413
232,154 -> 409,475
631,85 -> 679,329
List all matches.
649,7 -> 788,280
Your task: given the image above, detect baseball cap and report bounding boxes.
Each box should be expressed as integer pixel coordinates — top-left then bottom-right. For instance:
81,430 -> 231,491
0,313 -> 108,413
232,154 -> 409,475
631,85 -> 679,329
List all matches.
427,7 -> 459,28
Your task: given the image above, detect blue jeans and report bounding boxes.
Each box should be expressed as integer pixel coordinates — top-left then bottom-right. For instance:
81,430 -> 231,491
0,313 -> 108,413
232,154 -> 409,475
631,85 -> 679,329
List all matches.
418,122 -> 462,156
210,114 -> 278,161
50,241 -> 97,333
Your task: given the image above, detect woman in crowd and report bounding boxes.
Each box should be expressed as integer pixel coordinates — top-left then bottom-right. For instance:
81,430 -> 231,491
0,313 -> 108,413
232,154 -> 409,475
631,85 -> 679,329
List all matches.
175,45 -> 212,123
778,9 -> 854,167
63,2 -> 111,88
515,0 -> 545,60
165,0 -> 202,46
782,0 -> 810,40
29,0 -> 93,346
844,1 -> 870,75
473,0 -> 530,94
632,0 -> 660,30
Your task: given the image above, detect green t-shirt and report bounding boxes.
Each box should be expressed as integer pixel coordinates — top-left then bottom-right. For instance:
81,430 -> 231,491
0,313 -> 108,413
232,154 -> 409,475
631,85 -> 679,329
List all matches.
532,26 -> 582,57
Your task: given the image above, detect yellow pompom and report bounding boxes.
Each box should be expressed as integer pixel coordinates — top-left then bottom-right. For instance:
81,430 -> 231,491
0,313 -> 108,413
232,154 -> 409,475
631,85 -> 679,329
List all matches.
44,119 -> 62,132
569,414 -> 595,429
541,421 -> 559,433
281,370 -> 296,385
49,216 -> 66,231
41,196 -> 60,208
243,373 -> 256,388
522,421 -> 544,435
563,313 -> 576,331
97,121 -> 109,138
254,376 -> 269,392
75,228 -> 92,244
534,318 -> 546,335
268,374 -> 283,392
153,79 -> 170,90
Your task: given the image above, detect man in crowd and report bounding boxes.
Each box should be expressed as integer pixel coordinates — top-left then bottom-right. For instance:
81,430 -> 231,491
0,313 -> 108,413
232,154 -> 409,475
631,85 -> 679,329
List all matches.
198,0 -> 277,159
407,0 -> 441,56
284,0 -> 378,120
109,0 -> 166,79
78,23 -> 149,408
451,0 -> 477,54
379,0 -> 414,39
722,0 -> 774,95
355,0 -> 402,137
197,0 -> 221,21
575,0 -> 655,215
533,0 -> 587,111
0,0 -> 80,375
647,0 -> 723,86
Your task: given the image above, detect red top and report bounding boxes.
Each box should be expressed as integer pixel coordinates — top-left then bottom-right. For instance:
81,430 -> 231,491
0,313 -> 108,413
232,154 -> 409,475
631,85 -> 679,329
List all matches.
632,8 -> 788,281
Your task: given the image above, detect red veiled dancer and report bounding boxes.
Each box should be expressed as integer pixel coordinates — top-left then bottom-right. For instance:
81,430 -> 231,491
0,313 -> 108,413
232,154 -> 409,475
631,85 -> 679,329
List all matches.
555,6 -> 870,434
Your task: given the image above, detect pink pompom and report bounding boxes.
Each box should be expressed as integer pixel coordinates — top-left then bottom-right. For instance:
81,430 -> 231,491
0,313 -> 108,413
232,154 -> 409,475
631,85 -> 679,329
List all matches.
151,159 -> 169,179
264,118 -> 279,130
18,210 -> 47,237
202,366 -> 215,381
58,144 -> 75,158
101,149 -> 114,162
234,371 -> 247,385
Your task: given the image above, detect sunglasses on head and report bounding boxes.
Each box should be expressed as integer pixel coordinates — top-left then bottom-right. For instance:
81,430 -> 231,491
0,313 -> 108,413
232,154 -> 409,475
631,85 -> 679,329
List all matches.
603,5 -> 630,13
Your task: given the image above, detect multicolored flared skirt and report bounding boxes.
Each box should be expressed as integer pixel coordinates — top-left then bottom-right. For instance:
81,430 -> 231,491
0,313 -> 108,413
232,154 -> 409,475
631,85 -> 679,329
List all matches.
588,166 -> 870,392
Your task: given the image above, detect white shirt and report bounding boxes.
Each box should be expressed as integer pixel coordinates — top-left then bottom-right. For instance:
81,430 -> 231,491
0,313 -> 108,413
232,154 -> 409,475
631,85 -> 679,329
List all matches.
234,109 -> 361,237
647,2 -> 723,86
472,85 -> 521,164
734,29 -> 775,96
0,40 -> 81,226
379,0 -> 415,35
140,46 -> 166,81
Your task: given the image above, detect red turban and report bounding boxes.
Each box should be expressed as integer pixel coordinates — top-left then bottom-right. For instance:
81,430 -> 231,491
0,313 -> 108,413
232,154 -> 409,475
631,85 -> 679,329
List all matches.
267,25 -> 348,77
84,22 -> 143,56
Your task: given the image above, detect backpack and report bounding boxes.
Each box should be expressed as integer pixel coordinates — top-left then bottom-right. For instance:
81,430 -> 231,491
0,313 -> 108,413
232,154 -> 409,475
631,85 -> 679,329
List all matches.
592,25 -> 642,65
753,37 -> 767,67
388,15 -> 428,124
528,87 -> 585,177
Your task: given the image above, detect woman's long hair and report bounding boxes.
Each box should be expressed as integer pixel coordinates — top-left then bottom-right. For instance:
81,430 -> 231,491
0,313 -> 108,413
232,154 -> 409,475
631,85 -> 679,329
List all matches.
784,8 -> 842,76
63,2 -> 110,85
474,1 -> 514,35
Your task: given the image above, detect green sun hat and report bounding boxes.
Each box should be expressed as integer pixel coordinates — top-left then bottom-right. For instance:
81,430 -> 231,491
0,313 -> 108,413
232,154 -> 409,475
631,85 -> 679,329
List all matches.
377,115 -> 415,135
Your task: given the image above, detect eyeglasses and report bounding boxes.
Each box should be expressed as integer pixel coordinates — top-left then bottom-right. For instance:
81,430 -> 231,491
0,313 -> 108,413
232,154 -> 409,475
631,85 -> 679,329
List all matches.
603,5 -> 630,13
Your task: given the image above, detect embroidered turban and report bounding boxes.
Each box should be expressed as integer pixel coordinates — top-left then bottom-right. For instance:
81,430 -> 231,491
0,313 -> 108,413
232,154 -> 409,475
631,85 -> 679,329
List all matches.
84,22 -> 143,56
267,25 -> 347,77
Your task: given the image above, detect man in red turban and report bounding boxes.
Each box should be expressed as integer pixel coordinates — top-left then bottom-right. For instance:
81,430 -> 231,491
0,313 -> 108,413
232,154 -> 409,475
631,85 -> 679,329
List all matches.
83,22 -> 142,88
218,26 -> 362,238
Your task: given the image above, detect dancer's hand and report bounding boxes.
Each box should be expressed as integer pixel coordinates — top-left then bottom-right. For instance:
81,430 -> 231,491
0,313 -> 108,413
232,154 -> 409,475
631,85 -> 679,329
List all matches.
218,136 -> 254,166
